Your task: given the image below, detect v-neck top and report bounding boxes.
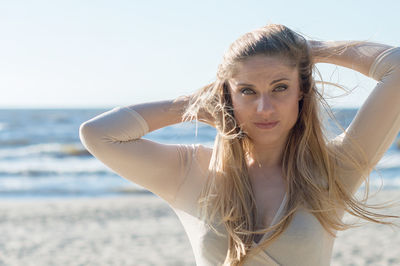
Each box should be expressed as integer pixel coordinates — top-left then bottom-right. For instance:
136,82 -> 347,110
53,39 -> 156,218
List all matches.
252,192 -> 287,245
172,144 -> 335,266
79,46 -> 400,265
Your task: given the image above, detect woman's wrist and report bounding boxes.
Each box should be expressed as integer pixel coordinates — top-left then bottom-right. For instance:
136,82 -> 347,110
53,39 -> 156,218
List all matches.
309,40 -> 345,64
171,95 -> 191,120
176,93 -> 216,127
308,40 -> 324,63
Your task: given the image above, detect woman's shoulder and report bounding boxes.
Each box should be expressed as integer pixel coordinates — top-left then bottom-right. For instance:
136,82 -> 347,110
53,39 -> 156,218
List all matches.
172,143 -> 213,213
172,143 -> 213,176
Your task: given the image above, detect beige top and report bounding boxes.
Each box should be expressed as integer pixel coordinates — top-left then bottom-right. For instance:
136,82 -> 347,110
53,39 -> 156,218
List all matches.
79,46 -> 400,265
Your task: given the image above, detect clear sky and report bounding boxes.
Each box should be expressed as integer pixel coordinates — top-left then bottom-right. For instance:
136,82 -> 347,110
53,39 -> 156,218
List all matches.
0,0 -> 398,108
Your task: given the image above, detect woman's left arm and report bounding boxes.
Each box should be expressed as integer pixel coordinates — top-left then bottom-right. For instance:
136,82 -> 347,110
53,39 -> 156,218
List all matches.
310,40 -> 392,76
311,40 -> 400,191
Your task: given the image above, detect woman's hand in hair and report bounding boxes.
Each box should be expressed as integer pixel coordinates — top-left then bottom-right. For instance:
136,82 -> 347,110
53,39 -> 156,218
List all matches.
196,105 -> 216,128
308,40 -> 326,64
308,40 -> 355,64
200,113 -> 215,128
176,94 -> 216,128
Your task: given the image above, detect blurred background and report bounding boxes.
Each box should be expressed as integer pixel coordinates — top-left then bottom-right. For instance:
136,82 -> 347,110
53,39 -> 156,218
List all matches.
0,1 -> 399,265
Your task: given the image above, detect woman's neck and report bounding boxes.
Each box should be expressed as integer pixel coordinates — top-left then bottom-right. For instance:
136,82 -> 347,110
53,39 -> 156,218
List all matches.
246,141 -> 286,170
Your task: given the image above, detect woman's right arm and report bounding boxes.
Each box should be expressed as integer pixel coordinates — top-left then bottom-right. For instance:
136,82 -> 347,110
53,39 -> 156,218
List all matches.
79,96 -> 198,205
125,96 -> 190,132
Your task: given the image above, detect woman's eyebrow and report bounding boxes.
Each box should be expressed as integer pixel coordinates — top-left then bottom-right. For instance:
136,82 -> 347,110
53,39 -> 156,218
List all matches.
235,78 -> 290,87
270,78 -> 290,85
235,82 -> 255,87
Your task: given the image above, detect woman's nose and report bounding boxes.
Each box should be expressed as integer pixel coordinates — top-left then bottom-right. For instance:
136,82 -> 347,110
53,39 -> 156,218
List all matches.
256,95 -> 274,113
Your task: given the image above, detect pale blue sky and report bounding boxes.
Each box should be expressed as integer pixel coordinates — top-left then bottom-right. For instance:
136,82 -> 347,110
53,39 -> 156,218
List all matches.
0,0 -> 398,108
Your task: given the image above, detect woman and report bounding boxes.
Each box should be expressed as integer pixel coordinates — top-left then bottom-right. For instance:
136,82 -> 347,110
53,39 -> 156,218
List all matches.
79,24 -> 400,265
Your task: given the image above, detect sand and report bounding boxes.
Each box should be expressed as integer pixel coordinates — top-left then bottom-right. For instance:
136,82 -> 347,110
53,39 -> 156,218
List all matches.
0,189 -> 399,266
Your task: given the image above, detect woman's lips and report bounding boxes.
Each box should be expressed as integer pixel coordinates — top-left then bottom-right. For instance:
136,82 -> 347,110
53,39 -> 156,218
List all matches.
253,121 -> 279,129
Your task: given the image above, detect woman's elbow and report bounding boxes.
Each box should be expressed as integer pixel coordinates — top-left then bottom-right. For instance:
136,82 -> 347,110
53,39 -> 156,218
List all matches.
79,120 -> 101,151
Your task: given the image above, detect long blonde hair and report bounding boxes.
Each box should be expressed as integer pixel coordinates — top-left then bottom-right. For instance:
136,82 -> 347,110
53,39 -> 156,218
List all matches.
182,24 -> 399,265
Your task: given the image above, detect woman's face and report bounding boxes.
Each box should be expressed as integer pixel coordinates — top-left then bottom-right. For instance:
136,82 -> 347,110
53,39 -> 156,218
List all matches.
228,55 -> 303,147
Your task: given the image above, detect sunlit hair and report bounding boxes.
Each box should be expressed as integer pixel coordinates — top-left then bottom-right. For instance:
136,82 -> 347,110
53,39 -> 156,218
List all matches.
181,24 -> 399,265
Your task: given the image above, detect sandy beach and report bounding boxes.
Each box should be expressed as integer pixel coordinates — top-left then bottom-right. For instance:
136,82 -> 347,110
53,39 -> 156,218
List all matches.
0,189 -> 399,266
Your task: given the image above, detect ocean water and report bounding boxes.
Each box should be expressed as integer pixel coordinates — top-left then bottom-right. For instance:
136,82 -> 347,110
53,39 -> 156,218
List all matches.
0,108 -> 399,199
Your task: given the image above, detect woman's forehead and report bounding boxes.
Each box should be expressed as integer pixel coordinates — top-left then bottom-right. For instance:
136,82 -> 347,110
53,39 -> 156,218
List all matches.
230,55 -> 297,78
230,56 -> 298,84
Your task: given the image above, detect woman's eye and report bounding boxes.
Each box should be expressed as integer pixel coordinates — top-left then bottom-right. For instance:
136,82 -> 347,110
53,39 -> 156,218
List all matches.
273,85 -> 288,92
240,88 -> 255,95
